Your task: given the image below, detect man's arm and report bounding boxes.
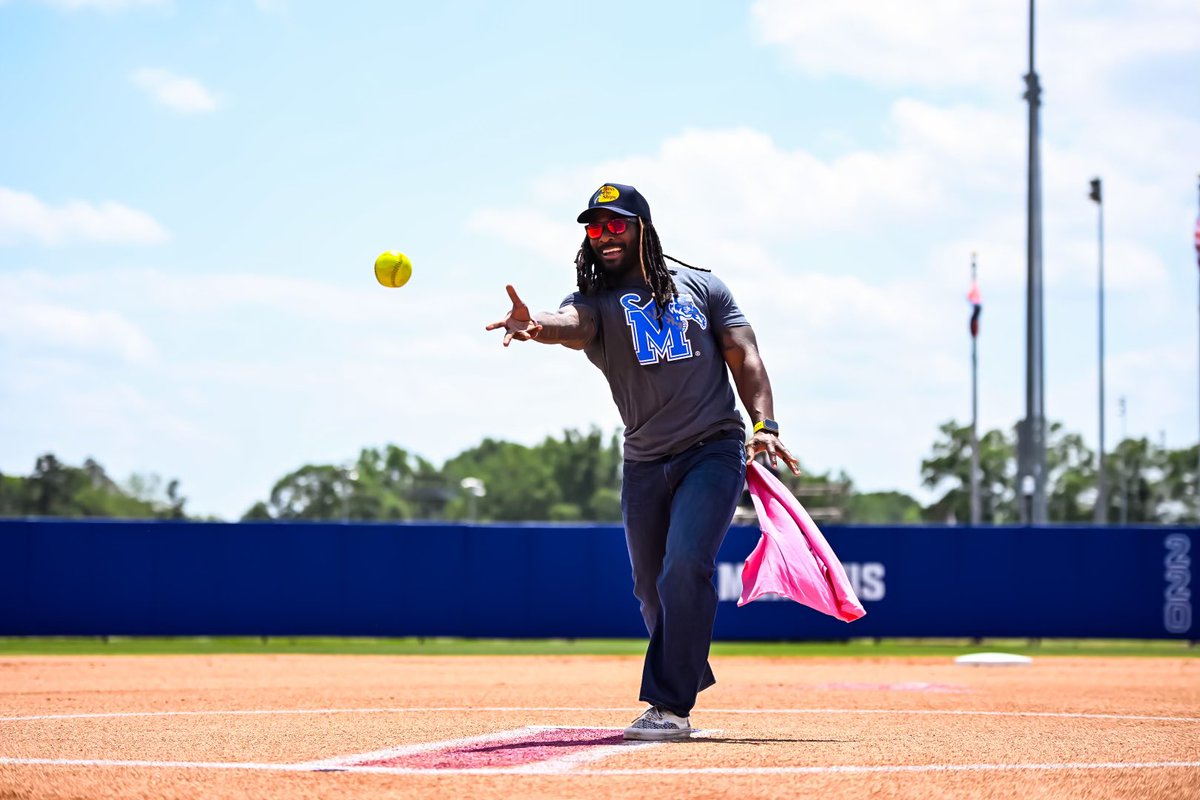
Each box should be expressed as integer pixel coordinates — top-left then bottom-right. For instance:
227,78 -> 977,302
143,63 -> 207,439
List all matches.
530,305 -> 596,350
486,284 -> 596,350
717,324 -> 801,475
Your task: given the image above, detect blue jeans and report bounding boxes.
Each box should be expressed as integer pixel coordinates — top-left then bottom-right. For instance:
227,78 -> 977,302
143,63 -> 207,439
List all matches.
620,432 -> 746,717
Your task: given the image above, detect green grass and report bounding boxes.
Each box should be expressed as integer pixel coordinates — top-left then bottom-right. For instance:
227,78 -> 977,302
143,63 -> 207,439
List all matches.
0,637 -> 1194,657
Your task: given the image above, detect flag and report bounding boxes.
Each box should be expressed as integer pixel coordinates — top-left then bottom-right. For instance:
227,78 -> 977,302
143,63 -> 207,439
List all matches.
1194,213 -> 1200,269
967,280 -> 982,338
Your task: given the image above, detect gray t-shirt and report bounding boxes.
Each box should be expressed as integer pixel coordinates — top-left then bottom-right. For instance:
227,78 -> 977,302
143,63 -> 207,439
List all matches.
561,268 -> 749,461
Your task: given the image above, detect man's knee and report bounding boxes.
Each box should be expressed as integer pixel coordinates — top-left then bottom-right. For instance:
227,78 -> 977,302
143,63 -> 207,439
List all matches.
658,553 -> 716,593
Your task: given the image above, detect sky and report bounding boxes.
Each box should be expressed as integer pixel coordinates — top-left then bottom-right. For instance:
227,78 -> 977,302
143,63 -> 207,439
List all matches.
1,0 -> 1198,520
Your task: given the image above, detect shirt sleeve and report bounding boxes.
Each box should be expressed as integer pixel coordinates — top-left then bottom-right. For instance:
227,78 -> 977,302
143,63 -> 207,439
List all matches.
559,291 -> 601,349
705,273 -> 749,331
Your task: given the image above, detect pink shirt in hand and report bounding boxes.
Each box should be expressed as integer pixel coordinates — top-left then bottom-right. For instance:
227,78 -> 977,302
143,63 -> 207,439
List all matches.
739,461 -> 867,622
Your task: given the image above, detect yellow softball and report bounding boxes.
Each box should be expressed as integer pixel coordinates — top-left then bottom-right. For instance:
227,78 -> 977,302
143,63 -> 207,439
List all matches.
374,251 -> 413,288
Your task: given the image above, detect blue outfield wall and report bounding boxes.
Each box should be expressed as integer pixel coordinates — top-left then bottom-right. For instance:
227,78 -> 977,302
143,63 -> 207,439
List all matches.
0,519 -> 1193,640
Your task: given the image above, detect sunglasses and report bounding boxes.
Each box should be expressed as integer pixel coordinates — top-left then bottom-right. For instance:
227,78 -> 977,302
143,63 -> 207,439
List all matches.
584,217 -> 635,239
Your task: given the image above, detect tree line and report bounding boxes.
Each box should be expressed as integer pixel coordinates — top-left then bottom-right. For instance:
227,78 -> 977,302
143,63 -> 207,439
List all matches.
921,420 -> 1199,524
0,453 -> 187,520
2,421 -> 1195,524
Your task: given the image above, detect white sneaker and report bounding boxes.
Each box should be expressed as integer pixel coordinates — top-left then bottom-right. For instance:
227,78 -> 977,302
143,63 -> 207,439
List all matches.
623,706 -> 693,740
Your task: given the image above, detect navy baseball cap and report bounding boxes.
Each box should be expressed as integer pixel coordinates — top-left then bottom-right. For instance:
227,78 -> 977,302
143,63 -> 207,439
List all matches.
577,183 -> 652,223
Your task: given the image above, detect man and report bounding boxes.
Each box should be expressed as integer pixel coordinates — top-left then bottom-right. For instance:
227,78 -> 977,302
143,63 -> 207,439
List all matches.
487,182 -> 800,740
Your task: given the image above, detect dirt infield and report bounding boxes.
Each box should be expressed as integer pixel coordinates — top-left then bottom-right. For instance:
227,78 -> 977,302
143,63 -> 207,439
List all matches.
1,654 -> 1197,799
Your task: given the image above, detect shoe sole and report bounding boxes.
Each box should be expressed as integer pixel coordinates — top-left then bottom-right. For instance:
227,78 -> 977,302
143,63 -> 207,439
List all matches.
622,727 -> 694,741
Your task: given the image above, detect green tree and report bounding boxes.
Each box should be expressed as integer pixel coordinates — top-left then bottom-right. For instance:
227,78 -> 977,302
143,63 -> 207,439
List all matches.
1098,437 -> 1168,524
1046,423 -> 1096,523
1160,444 -> 1199,523
1,454 -> 180,519
442,438 -> 563,521
126,473 -> 188,519
846,491 -> 923,524
344,446 -> 418,520
539,427 -> 623,521
241,501 -> 273,521
264,464 -> 353,520
920,422 -> 1016,523
0,472 -> 23,515
247,445 -> 442,521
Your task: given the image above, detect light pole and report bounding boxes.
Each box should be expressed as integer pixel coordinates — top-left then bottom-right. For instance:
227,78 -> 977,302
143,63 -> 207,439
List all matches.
1018,0 -> 1048,524
1090,178 -> 1106,523
460,477 -> 486,522
342,467 -> 359,522
1195,174 -> 1200,521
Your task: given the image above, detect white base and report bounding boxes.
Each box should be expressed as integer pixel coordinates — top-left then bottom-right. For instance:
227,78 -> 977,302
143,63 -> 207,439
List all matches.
954,652 -> 1033,666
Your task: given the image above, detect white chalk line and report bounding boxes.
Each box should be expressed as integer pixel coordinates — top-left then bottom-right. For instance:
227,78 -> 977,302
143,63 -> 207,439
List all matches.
494,728 -> 719,774
2,709 -> 1192,777
1,756 -> 1198,776
510,740 -> 660,775
3,706 -> 1198,724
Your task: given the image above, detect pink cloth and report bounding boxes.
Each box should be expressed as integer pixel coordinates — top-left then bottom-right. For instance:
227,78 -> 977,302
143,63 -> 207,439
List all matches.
738,462 -> 866,622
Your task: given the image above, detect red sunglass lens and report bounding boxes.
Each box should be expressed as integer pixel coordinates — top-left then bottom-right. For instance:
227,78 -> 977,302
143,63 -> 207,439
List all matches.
585,219 -> 629,238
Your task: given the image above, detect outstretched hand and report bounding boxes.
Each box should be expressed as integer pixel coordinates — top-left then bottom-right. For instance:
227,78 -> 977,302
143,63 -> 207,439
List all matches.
485,284 -> 543,347
746,433 -> 802,476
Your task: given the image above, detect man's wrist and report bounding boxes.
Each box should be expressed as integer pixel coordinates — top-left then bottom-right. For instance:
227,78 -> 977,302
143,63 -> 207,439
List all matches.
753,419 -> 780,436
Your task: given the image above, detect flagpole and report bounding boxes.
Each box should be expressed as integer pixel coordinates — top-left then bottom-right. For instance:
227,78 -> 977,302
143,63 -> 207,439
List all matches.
970,253 -> 982,526
1195,174 -> 1200,521
1119,396 -> 1129,525
1091,178 -> 1106,523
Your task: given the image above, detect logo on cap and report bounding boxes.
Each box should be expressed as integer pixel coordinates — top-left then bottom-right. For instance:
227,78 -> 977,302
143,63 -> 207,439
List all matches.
596,185 -> 620,203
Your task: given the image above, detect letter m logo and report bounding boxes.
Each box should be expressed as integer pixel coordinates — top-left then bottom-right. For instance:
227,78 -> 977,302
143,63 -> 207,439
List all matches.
620,293 -> 695,365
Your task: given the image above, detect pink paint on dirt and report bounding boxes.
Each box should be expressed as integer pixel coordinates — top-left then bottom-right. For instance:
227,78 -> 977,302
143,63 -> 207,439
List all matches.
352,728 -> 627,770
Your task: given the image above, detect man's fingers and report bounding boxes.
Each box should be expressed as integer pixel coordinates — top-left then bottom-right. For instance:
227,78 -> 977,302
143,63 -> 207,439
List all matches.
485,320 -> 504,331
505,284 -> 523,306
744,436 -> 803,475
776,443 -> 803,476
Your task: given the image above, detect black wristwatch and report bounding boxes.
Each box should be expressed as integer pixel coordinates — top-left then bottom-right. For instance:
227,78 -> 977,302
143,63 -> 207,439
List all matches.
753,419 -> 779,436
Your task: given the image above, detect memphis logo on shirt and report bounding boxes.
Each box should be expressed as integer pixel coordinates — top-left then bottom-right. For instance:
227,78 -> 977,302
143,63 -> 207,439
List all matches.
620,292 -> 708,365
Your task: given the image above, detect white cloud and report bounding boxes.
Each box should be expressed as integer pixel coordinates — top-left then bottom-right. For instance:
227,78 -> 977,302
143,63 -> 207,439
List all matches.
0,300 -> 156,363
751,0 -> 1020,90
131,68 -> 219,114
467,208 -> 580,265
0,186 -> 169,245
521,124 -> 943,242
488,101 -> 1026,269
751,0 -> 1200,94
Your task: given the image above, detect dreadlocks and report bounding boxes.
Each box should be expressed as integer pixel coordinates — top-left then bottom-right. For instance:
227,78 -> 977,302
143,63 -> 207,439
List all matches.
574,219 -> 706,321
